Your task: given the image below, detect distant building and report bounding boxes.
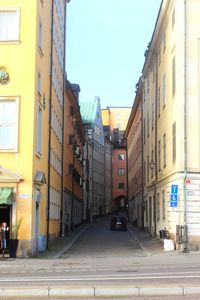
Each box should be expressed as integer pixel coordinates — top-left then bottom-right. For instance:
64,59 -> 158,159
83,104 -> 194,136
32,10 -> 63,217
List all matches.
101,107 -> 131,212
80,97 -> 105,218
83,136 -> 93,223
124,82 -> 143,227
64,81 -> 85,231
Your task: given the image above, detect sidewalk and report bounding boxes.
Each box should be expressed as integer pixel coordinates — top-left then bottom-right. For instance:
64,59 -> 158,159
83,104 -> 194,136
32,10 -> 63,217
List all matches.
35,223 -> 91,259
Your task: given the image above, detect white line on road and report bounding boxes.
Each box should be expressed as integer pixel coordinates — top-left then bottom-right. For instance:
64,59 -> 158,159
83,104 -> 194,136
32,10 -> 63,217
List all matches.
1,273 -> 200,282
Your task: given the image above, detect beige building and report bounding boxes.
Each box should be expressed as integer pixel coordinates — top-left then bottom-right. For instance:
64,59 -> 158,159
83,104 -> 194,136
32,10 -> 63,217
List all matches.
141,0 -> 200,250
124,82 -> 143,227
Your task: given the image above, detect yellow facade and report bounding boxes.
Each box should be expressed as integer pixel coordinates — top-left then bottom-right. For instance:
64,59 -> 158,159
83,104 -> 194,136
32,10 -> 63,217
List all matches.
0,0 -> 66,256
102,107 -> 131,131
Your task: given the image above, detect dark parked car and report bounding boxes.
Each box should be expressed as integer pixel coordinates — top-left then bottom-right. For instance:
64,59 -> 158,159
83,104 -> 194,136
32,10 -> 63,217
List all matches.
110,216 -> 127,231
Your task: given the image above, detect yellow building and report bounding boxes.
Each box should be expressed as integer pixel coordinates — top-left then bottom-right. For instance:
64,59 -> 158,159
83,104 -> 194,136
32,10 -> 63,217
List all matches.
0,0 -> 67,256
141,0 -> 200,250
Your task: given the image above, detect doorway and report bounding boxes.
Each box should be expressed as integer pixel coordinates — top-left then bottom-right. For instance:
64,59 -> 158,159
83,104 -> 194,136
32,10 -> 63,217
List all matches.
0,205 -> 11,247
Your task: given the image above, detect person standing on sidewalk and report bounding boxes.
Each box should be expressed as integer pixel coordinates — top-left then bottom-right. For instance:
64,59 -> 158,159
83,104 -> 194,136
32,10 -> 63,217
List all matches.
1,222 -> 9,249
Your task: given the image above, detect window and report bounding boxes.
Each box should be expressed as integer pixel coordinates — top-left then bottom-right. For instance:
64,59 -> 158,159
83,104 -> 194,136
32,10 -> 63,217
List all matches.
145,200 -> 148,222
158,140 -> 161,171
162,190 -> 165,219
152,100 -> 154,129
163,133 -> 166,168
147,155 -> 149,182
157,193 -> 160,221
172,122 -> 176,162
157,86 -> 160,117
118,154 -> 125,160
163,33 -> 166,53
158,48 -> 161,65
172,8 -> 175,29
172,56 -> 176,95
118,168 -> 125,175
118,182 -> 124,189
147,111 -> 150,137
38,19 -> 43,52
143,161 -> 146,185
151,149 -> 154,178
36,102 -> 42,155
143,119 -> 146,144
143,87 -> 146,103
0,9 -> 20,41
163,74 -> 166,107
0,97 -> 19,151
38,72 -> 42,96
147,79 -> 149,94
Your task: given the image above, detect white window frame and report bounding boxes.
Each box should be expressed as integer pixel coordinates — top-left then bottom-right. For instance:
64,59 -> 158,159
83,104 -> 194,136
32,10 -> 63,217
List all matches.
36,101 -> 43,156
163,74 -> 166,107
162,190 -> 166,220
38,18 -> 43,53
0,96 -> 19,152
0,8 -> 20,42
37,72 -> 42,96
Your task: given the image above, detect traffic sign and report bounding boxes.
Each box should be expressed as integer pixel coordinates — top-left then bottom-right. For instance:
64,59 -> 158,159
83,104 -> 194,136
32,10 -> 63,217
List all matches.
171,184 -> 178,194
170,194 -> 178,208
170,194 -> 178,202
170,201 -> 178,208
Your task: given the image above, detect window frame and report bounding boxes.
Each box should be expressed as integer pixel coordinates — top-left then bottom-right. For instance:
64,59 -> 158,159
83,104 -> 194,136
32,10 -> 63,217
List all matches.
0,96 -> 19,152
163,133 -> 166,168
118,182 -> 124,189
36,101 -> 43,156
118,168 -> 125,176
118,154 -> 125,160
0,8 -> 20,42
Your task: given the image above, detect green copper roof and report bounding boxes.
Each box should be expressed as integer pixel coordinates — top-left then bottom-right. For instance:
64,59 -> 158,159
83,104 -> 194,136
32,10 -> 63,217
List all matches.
80,100 -> 98,125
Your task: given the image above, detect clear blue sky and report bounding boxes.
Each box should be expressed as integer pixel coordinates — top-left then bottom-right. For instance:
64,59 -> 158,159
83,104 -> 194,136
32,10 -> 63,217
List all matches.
66,0 -> 161,108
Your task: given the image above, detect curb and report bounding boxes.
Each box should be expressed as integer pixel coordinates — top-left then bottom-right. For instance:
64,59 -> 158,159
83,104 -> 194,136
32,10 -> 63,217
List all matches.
0,285 -> 200,298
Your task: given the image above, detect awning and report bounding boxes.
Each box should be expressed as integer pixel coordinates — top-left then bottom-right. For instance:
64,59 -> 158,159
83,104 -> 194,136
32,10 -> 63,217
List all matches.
34,171 -> 46,186
0,187 -> 13,205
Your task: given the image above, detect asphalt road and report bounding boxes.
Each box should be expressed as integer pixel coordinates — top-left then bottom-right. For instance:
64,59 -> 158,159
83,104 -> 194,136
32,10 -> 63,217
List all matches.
0,216 -> 200,298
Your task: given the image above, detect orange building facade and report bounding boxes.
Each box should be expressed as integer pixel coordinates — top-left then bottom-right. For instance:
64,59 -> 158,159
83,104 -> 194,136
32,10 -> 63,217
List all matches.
101,107 -> 131,211
63,81 -> 85,232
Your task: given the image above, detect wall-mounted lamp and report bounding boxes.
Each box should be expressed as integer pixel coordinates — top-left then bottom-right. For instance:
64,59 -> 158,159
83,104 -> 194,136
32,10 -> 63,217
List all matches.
149,161 -> 155,170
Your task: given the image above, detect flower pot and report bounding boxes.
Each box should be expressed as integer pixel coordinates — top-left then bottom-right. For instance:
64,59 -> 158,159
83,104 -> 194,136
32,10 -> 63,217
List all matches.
9,239 -> 19,258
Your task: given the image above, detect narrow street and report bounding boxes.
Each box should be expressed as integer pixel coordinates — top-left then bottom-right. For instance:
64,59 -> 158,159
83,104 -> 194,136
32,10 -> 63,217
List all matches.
61,215 -> 142,260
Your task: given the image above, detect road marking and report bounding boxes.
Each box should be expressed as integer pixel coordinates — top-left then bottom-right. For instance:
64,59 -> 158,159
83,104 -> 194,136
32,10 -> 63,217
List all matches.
1,272 -> 200,282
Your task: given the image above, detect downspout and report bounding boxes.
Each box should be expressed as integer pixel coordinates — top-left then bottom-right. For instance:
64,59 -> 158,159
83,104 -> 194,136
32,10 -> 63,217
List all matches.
183,0 -> 188,251
47,0 -> 54,249
125,137 -> 129,218
60,0 -> 67,237
154,52 -> 158,238
141,87 -> 144,230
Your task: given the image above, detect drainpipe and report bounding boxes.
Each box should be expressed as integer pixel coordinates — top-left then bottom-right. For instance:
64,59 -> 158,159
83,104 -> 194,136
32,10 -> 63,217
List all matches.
183,0 -> 188,251
154,51 -> 158,238
141,85 -> 144,230
124,137 -> 129,219
47,0 -> 55,249
60,0 -> 67,238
